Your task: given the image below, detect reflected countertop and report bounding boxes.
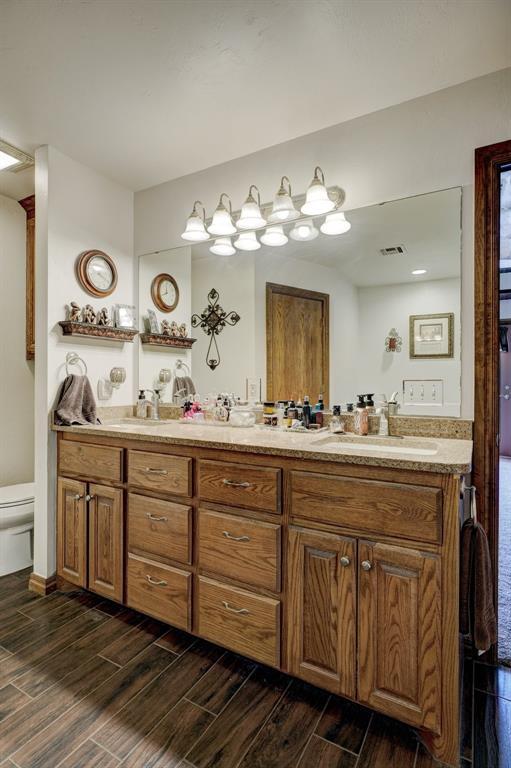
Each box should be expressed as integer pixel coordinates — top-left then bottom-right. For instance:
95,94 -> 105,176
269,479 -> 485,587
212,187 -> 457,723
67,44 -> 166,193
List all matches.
53,418 -> 473,474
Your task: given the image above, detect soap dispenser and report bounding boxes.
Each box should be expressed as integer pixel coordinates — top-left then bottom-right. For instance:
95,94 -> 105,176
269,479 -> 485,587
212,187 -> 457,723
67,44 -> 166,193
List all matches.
136,390 -> 148,418
354,395 -> 369,436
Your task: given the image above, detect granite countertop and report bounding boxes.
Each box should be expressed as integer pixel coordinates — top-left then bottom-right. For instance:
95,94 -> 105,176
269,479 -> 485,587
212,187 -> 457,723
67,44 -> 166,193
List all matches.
53,418 -> 473,474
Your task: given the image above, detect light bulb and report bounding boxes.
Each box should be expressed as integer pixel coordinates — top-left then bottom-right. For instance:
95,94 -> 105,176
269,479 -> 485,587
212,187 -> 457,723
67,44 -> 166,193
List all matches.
237,185 -> 266,230
210,237 -> 235,256
320,211 -> 351,236
181,201 -> 209,241
208,193 -> 236,235
411,269 -> 427,275
268,176 -> 299,223
234,231 -> 261,251
289,220 -> 319,241
301,166 -> 335,215
260,225 -> 288,247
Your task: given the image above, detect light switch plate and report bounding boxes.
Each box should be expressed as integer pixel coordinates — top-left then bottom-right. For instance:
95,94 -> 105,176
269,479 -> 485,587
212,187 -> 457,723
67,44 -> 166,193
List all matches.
403,379 -> 444,407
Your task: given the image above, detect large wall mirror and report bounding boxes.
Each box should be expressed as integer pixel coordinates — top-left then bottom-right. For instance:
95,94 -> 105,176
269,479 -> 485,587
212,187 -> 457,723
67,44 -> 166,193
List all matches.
139,186 -> 462,416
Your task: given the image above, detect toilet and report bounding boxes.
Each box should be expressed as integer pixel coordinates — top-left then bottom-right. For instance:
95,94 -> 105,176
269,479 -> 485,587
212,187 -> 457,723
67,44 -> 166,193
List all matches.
0,483 -> 34,576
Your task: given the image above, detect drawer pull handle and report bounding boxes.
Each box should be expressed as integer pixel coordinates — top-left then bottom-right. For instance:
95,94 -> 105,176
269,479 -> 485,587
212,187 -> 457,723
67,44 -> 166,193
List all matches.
85,494 -> 95,502
143,468 -> 168,475
222,479 -> 252,489
340,556 -> 351,567
74,494 -> 84,501
222,600 -> 249,615
146,513 -> 168,522
146,575 -> 168,586
361,560 -> 373,572
222,531 -> 250,542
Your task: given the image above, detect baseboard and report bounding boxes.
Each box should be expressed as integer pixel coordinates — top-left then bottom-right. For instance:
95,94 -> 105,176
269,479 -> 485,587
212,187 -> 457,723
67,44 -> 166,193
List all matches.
28,572 -> 57,596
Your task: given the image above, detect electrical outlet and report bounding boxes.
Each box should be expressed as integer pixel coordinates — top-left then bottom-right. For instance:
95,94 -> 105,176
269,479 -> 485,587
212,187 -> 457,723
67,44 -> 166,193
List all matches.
403,379 -> 444,407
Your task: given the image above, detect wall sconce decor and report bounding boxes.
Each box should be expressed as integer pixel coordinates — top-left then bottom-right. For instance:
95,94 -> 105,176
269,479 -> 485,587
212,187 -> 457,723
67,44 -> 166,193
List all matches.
191,288 -> 240,370
98,367 -> 126,400
385,328 -> 402,353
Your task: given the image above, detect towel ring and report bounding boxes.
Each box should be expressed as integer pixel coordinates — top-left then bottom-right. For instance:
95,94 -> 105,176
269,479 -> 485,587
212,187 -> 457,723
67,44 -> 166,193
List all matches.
174,358 -> 190,376
65,352 -> 87,376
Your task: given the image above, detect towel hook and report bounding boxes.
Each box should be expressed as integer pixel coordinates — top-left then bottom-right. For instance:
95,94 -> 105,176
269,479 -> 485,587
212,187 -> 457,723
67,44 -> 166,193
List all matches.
65,352 -> 87,376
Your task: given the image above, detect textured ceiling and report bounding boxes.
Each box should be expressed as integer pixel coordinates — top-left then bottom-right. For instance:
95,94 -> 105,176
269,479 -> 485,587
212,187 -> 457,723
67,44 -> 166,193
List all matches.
1,0 -> 510,194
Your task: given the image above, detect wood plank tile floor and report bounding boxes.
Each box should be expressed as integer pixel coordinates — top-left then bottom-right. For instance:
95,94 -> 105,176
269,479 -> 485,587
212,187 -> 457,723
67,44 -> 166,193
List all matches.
0,570 -> 507,767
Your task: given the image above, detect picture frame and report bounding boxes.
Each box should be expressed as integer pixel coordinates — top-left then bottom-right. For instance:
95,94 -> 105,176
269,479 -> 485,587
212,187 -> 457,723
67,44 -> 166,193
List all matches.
409,312 -> 454,359
114,303 -> 136,329
146,308 -> 160,334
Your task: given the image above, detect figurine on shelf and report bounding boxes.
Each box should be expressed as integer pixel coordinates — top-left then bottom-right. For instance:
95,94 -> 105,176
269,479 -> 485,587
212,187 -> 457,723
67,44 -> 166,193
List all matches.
82,304 -> 97,324
96,307 -> 110,326
160,319 -> 172,336
178,323 -> 187,338
170,321 -> 180,337
68,302 -> 81,322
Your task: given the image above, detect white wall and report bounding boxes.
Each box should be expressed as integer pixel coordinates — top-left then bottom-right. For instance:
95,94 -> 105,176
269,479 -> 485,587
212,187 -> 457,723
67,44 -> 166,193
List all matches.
135,66 -> 511,420
191,252 -> 256,397
34,146 -> 134,578
0,194 -> 34,486
138,247 -> 191,400
357,278 -> 461,415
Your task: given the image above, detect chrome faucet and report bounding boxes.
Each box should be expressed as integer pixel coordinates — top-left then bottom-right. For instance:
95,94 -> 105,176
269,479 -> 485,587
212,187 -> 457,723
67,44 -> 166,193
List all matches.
145,389 -> 161,420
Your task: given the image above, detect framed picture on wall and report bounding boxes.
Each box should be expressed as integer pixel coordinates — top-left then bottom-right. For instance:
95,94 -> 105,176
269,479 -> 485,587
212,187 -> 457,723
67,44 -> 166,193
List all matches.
409,313 -> 454,359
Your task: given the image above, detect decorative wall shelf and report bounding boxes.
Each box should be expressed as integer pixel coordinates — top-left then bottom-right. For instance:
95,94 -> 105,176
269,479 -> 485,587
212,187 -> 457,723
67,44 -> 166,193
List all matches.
140,333 -> 197,349
58,321 -> 139,342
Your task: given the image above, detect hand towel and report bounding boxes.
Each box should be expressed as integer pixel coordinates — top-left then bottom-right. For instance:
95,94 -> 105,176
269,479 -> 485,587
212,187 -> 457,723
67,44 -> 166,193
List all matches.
54,374 -> 99,426
172,375 -> 196,400
460,518 -> 497,654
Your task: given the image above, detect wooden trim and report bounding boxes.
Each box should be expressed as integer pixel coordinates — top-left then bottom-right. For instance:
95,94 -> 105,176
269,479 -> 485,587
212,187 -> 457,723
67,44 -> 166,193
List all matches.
266,282 -> 330,405
18,194 -> 35,360
474,139 -> 511,662
28,572 -> 57,596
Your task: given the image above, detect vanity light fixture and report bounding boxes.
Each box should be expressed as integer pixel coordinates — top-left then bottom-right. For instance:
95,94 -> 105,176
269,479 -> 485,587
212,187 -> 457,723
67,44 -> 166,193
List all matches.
234,231 -> 261,251
181,200 -> 209,241
260,225 -> 288,247
237,185 -> 266,230
411,269 -> 427,275
268,176 -> 300,222
210,237 -> 236,256
301,166 -> 336,216
320,210 -> 351,235
208,193 -> 236,236
289,219 -> 319,241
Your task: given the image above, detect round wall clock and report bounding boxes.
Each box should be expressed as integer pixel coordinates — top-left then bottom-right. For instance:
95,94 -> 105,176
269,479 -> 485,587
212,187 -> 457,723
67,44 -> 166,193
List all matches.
151,273 -> 179,313
76,250 -> 118,297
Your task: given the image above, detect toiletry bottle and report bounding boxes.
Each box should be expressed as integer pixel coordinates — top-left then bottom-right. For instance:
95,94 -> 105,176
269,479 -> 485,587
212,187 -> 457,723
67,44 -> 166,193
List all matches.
315,392 -> 325,411
302,396 -> 312,428
346,402 -> 354,413
366,394 -> 375,414
330,405 -> 344,433
136,390 -> 148,418
276,401 -> 286,427
287,400 -> 298,421
354,395 -> 369,436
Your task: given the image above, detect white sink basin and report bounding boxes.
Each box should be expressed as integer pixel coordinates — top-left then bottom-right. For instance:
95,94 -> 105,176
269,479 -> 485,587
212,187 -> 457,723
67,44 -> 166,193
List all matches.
312,434 -> 438,456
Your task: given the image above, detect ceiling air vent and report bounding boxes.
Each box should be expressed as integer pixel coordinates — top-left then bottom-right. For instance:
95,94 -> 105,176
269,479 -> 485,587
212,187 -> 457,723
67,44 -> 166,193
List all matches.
379,244 -> 407,257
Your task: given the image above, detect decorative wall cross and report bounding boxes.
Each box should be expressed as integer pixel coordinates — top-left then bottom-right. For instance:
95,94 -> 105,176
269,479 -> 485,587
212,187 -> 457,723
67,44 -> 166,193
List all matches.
191,288 -> 241,370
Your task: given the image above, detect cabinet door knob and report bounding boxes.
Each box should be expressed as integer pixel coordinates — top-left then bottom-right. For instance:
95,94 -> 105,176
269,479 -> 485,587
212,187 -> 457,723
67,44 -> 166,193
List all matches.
85,494 -> 95,502
74,494 -> 84,501
340,556 -> 351,567
361,560 -> 373,571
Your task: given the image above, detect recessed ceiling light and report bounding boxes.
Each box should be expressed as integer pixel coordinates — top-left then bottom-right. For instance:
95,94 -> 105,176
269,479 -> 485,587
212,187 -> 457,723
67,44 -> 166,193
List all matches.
0,139 -> 34,173
412,269 -> 427,275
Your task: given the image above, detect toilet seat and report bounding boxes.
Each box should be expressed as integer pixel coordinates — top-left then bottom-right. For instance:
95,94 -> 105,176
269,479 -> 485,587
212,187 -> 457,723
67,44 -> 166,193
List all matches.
0,483 -> 35,509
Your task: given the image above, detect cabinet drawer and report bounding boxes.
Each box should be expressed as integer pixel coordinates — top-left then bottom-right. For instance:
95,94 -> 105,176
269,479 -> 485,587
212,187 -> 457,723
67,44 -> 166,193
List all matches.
59,441 -> 122,483
199,509 -> 281,592
128,450 -> 192,497
198,460 -> 281,514
127,554 -> 191,630
128,494 -> 192,565
197,577 -> 280,667
291,471 -> 442,544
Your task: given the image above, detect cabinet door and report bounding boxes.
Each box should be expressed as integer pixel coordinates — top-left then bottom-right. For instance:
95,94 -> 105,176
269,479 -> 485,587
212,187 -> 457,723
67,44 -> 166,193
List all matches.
287,526 -> 356,697
88,484 -> 123,601
358,541 -> 441,732
57,477 -> 87,587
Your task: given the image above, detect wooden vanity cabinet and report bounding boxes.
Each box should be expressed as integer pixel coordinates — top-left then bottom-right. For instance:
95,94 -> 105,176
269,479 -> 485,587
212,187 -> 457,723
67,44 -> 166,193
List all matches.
286,527 -> 356,698
57,477 -> 87,588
